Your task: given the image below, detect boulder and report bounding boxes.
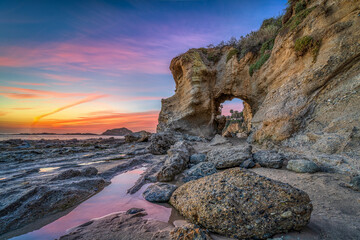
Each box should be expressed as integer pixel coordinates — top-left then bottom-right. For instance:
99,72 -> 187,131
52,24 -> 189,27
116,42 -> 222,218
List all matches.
253,150 -> 284,169
156,141 -> 193,181
125,131 -> 152,143
287,159 -> 319,173
170,223 -> 212,240
81,167 -> 98,176
143,183 -> 178,202
51,169 -> 81,181
207,145 -> 252,169
189,153 -> 207,165
182,162 -> 217,182
170,168 -> 312,239
147,132 -> 176,155
240,159 -> 255,169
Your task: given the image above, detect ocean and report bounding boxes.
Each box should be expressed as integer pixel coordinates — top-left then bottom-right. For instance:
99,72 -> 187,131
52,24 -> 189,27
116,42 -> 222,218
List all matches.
0,134 -> 125,141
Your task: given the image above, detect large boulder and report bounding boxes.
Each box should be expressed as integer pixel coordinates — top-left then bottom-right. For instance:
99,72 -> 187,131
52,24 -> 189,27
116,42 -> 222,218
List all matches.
156,141 -> 193,181
143,183 -> 178,202
170,168 -> 312,239
125,131 -> 152,143
287,159 -> 319,173
147,132 -> 176,155
253,150 -> 284,169
182,162 -> 217,183
207,145 -> 252,169
189,153 -> 207,165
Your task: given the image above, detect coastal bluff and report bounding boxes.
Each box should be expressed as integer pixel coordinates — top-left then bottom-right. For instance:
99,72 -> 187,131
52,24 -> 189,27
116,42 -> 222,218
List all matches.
157,0 -> 360,160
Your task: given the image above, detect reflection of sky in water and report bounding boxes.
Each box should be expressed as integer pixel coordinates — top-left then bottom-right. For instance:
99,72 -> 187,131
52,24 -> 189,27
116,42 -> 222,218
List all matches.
78,161 -> 105,166
11,168 -> 173,240
39,167 -> 60,173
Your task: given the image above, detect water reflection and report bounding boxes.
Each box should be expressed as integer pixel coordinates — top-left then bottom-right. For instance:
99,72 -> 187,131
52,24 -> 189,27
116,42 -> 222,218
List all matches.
10,168 -> 173,240
39,167 -> 60,173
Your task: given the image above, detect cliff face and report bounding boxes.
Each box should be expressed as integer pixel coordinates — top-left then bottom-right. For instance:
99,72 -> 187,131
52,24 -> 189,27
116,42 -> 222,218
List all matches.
158,0 -> 360,156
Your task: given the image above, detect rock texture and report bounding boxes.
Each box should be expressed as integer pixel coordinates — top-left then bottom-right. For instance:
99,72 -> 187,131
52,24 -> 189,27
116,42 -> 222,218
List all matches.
287,159 -> 319,173
125,131 -> 152,143
170,168 -> 312,239
207,145 -> 252,169
253,150 -> 284,169
143,182 -> 178,202
156,141 -> 193,181
157,0 -> 360,161
102,127 -> 133,136
170,223 -> 212,240
182,162 -> 217,182
148,132 -> 176,155
59,210 -> 172,240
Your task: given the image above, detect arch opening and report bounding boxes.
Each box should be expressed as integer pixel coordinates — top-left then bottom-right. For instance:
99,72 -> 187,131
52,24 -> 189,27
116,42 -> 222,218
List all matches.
214,95 -> 253,138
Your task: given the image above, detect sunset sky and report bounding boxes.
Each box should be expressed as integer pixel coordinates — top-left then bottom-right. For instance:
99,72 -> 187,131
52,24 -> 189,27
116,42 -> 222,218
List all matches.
0,0 -> 286,133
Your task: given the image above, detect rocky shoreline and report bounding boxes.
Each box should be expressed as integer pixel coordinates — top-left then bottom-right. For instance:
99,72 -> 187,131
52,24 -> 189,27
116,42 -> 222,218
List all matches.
1,133 -> 359,240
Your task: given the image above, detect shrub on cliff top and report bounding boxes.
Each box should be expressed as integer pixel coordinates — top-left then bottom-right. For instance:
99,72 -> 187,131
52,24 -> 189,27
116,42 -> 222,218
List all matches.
226,49 -> 239,62
249,53 -> 270,76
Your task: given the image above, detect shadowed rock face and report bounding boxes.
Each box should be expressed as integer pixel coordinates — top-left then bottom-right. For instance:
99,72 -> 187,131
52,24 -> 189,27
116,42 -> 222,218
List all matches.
157,0 -> 360,155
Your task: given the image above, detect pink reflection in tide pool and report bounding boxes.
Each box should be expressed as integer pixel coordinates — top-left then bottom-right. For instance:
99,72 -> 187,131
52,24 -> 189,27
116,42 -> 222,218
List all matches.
10,168 -> 173,240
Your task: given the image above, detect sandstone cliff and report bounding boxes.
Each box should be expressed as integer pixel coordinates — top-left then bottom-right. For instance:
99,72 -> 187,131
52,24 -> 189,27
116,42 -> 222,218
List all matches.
158,0 -> 360,158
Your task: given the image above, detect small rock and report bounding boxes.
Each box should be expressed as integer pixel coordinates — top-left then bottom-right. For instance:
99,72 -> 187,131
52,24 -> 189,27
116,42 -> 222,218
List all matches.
350,175 -> 360,191
126,208 -> 145,214
143,183 -> 178,202
189,153 -> 207,165
207,145 -> 252,169
287,159 -> 319,173
125,131 -> 152,143
253,150 -> 284,169
240,159 -> 255,168
81,167 -> 98,176
170,223 -> 212,240
183,162 -> 217,182
51,169 -> 81,181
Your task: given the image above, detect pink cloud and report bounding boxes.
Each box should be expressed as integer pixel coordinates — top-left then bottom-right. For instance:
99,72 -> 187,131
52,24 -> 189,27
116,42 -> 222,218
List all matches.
41,73 -> 90,83
33,94 -> 108,124
0,41 -> 171,74
0,86 -> 90,98
11,81 -> 48,86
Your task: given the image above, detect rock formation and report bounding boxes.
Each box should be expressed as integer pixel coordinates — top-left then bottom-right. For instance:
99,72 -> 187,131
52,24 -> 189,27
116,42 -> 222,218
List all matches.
102,127 -> 132,136
157,0 -> 360,160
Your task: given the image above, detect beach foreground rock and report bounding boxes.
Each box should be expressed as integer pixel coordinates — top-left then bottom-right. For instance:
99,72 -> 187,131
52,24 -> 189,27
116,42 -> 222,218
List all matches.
170,168 -> 312,239
59,209 -> 172,240
207,145 -> 252,169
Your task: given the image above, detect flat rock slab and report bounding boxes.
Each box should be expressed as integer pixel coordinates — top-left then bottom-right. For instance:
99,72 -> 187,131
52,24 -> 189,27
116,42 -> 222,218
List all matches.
59,210 -> 173,240
170,168 -> 312,239
143,182 -> 178,202
207,145 -> 252,169
183,162 -> 217,182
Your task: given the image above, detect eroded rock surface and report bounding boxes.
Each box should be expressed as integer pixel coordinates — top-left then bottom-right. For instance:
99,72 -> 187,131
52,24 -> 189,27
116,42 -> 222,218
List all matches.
59,210 -> 173,240
156,141 -> 193,181
287,159 -> 319,173
125,131 -> 152,143
170,223 -> 212,240
157,0 -> 360,166
170,168 -> 312,239
253,150 -> 284,169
